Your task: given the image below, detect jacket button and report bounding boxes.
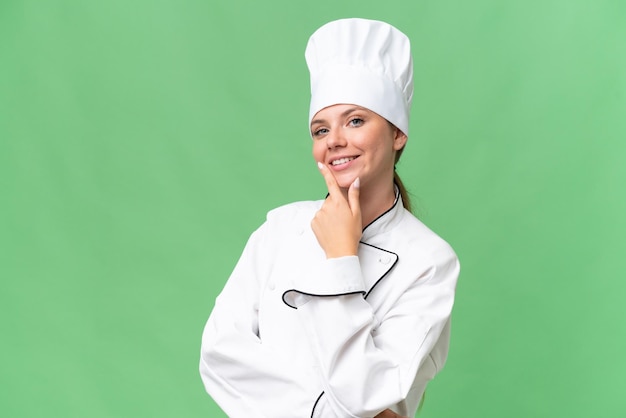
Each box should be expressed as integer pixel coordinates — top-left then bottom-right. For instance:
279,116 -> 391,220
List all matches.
380,256 -> 391,264
268,282 -> 276,291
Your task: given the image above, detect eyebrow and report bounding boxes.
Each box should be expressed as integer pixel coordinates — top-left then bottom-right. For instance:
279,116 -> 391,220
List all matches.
310,106 -> 365,127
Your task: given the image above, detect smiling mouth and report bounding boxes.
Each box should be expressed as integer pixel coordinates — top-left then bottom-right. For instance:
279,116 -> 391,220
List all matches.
331,156 -> 357,166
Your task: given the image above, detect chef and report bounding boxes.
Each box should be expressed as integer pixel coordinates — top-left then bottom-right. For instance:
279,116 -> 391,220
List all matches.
200,18 -> 460,418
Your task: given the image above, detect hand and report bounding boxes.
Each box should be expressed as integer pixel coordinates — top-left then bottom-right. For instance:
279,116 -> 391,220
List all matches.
374,409 -> 409,418
311,162 -> 362,259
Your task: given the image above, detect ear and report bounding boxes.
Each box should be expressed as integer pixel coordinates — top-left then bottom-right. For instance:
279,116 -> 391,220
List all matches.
393,129 -> 408,151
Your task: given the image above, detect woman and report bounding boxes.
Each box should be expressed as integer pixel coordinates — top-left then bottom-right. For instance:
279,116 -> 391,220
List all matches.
200,18 -> 459,418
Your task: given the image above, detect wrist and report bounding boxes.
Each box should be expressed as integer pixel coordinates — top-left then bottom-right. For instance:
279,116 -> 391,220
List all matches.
325,246 -> 358,259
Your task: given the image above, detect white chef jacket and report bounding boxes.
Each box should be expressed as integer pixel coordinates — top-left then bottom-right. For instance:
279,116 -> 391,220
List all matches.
199,192 -> 459,418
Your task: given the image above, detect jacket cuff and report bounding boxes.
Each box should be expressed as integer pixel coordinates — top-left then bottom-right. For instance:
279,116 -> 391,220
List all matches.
282,256 -> 366,309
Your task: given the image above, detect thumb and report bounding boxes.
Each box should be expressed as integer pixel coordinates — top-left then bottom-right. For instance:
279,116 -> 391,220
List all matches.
348,177 -> 361,218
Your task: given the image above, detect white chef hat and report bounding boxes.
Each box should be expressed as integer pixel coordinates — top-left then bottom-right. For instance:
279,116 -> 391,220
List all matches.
306,18 -> 414,136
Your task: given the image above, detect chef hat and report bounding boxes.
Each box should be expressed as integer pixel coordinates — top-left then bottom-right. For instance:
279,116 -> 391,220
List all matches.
306,18 -> 414,136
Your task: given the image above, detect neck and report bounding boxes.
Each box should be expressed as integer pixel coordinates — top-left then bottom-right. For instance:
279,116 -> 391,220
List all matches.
356,182 -> 397,229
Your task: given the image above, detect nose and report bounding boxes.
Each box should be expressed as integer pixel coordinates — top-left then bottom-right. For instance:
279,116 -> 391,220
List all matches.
325,129 -> 347,149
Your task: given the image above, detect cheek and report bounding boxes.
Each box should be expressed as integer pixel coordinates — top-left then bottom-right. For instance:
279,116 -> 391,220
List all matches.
366,138 -> 395,164
312,142 -> 324,161
360,137 -> 383,155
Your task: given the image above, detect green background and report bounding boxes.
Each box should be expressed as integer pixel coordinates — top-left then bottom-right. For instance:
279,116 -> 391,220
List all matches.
2,0 -> 625,417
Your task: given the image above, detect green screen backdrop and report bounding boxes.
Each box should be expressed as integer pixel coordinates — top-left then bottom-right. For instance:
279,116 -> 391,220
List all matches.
2,1 -> 625,417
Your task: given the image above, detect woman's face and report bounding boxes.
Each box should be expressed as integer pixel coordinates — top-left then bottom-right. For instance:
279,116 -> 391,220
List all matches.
311,104 -> 407,191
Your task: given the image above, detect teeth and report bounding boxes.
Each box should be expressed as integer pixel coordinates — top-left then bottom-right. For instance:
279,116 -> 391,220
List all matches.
331,157 -> 356,166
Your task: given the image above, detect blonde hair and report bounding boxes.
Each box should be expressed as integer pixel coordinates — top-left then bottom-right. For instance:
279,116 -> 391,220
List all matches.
391,122 -> 412,213
394,170 -> 412,213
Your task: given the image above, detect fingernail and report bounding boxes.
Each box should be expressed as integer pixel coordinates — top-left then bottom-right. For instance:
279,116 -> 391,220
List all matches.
354,177 -> 360,189
317,162 -> 324,170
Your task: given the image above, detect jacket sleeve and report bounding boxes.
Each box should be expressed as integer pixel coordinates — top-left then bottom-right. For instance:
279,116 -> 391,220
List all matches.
199,222 -> 310,418
293,243 -> 460,418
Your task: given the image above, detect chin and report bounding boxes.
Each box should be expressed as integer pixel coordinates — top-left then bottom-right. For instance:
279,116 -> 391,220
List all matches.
336,175 -> 357,189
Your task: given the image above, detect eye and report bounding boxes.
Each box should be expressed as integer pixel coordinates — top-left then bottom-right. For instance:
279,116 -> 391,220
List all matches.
348,118 -> 364,127
312,127 -> 329,137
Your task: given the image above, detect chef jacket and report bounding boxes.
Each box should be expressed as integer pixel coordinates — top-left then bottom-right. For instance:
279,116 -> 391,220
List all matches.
200,192 -> 459,418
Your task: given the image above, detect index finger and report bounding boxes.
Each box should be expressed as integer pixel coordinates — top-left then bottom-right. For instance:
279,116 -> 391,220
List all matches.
317,161 -> 343,197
